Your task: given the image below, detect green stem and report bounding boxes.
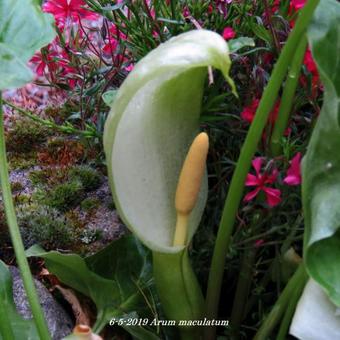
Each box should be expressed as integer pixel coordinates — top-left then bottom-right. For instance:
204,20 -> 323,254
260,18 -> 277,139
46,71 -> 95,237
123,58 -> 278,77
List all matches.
253,264 -> 307,340
0,93 -> 51,340
230,246 -> 257,339
276,273 -> 307,340
170,0 -> 176,20
204,1 -> 319,339
230,213 -> 261,338
153,249 -> 205,340
3,100 -> 100,139
270,35 -> 308,156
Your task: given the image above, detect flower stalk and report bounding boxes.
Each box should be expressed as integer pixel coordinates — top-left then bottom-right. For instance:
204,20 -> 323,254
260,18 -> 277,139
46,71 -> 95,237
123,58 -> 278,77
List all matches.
270,35 -> 308,156
0,92 -> 51,340
253,264 -> 308,340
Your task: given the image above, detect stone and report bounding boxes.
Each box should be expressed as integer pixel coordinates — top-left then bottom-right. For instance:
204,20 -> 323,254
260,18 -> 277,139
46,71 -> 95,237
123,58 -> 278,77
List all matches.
9,266 -> 74,340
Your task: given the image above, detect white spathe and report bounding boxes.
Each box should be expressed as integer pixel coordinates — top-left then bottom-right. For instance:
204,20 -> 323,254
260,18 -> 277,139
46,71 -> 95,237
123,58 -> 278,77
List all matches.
104,30 -> 234,253
290,279 -> 340,339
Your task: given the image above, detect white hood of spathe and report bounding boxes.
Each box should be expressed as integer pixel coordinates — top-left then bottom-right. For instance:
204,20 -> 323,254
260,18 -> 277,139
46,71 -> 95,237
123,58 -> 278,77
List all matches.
290,279 -> 340,339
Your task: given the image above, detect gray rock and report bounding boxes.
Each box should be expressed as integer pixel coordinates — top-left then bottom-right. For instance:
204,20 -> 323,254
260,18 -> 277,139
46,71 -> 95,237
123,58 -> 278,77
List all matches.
9,266 -> 74,340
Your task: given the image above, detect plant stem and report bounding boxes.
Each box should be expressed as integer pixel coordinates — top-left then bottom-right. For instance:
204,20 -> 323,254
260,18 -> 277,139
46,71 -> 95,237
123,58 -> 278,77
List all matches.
0,92 -> 51,340
229,213 -> 261,338
276,272 -> 307,340
3,100 -> 100,139
153,249 -> 204,340
230,246 -> 257,339
170,0 -> 176,20
263,0 -> 281,54
253,264 -> 307,340
270,35 -> 308,156
204,1 -> 319,339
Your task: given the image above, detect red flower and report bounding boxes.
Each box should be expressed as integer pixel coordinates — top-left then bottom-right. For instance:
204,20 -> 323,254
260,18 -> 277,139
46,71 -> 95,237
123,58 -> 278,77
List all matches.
244,157 -> 281,207
43,0 -> 98,27
240,99 -> 279,125
283,152 -> 302,186
302,48 -> 319,90
103,38 -> 118,55
290,0 -> 306,11
30,46 -> 59,76
271,0 -> 280,13
222,27 -> 236,40
240,98 -> 260,123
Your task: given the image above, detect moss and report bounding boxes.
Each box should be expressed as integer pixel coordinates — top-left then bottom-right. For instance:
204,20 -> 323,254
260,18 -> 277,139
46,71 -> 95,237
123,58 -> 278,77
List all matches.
79,228 -> 102,245
40,137 -> 84,167
5,118 -> 49,154
11,181 -> 23,192
0,206 -> 10,244
39,180 -> 84,212
68,165 -> 102,192
9,152 -> 37,170
28,169 -> 49,186
17,204 -> 74,250
44,101 -> 79,123
14,194 -> 31,205
80,197 -> 101,212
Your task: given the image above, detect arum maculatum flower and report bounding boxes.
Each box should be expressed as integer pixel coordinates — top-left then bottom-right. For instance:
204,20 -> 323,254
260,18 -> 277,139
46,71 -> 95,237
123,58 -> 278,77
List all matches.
104,29 -> 234,338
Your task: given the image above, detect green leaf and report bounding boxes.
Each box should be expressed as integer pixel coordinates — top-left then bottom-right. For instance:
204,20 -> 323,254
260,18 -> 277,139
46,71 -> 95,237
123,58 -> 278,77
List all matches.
26,236 -> 160,338
0,0 -> 56,90
228,37 -> 255,53
103,30 -> 234,253
250,19 -> 273,46
0,260 -> 39,340
303,0 -> 340,306
102,90 -> 118,107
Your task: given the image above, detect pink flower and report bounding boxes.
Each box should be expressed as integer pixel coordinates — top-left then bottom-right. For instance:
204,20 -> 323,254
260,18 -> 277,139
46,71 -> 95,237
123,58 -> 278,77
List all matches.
222,27 -> 236,40
125,64 -> 134,72
241,98 -> 260,123
244,158 -> 281,207
255,239 -> 265,247
301,48 -> 319,90
43,0 -> 98,27
30,46 -> 59,76
290,0 -> 306,11
240,99 -> 280,125
103,38 -> 118,54
182,6 -> 190,18
271,0 -> 280,13
284,153 -> 302,186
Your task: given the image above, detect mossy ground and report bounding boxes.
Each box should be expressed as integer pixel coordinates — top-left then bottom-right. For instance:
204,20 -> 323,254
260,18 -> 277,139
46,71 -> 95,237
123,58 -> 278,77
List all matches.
0,118 -> 125,259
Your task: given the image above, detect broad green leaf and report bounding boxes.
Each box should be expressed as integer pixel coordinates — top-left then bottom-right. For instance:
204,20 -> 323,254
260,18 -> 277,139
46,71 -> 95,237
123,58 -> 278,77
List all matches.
0,0 -> 56,90
303,0 -> 340,306
102,90 -> 118,107
0,260 -> 38,340
290,279 -> 340,339
103,30 -> 234,253
26,236 -> 160,338
228,37 -> 255,53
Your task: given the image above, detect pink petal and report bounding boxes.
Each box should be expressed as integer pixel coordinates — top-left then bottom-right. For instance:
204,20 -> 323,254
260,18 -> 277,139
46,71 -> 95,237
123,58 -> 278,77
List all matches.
245,174 -> 260,186
266,168 -> 279,184
263,187 -> 281,207
252,157 -> 263,176
241,107 -> 255,123
283,175 -> 300,186
244,188 -> 261,202
222,27 -> 236,40
283,152 -> 302,186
